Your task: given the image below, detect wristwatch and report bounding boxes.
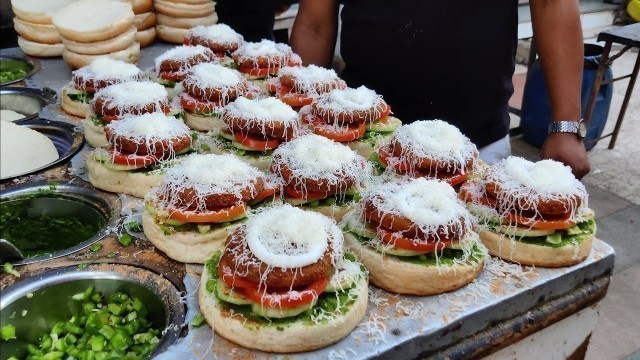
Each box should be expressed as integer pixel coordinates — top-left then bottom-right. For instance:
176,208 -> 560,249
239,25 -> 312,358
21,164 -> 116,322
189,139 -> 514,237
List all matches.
548,120 -> 587,140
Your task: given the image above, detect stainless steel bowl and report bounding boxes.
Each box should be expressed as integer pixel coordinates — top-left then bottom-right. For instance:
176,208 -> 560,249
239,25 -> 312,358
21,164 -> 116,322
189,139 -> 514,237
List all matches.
0,55 -> 42,87
0,86 -> 56,122
0,180 -> 120,265
0,119 -> 84,181
0,264 -> 186,360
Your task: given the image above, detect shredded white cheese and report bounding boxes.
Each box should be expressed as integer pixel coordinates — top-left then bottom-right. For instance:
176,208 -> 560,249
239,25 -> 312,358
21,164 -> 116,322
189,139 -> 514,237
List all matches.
73,57 -> 141,82
188,24 -> 243,45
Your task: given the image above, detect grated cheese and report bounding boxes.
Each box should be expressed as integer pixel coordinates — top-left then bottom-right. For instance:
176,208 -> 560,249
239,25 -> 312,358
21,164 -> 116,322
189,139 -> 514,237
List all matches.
73,57 -> 141,82
92,81 -> 168,111
188,24 -> 243,45
154,45 -> 214,75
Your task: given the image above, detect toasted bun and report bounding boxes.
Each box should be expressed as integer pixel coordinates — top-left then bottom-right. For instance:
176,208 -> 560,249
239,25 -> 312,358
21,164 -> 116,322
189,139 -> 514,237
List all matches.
183,111 -> 224,131
479,229 -> 594,267
142,211 -> 240,263
53,0 -> 135,42
86,156 -> 162,197
344,233 -> 484,295
83,119 -> 109,148
13,18 -> 62,44
135,27 -> 156,48
155,12 -> 218,29
156,24 -> 190,44
347,131 -> 394,159
133,11 -> 156,31
198,266 -> 369,353
62,26 -> 136,55
17,37 -> 64,57
154,0 -> 215,18
11,0 -> 79,25
117,0 -> 153,14
61,84 -> 90,118
63,42 -> 141,69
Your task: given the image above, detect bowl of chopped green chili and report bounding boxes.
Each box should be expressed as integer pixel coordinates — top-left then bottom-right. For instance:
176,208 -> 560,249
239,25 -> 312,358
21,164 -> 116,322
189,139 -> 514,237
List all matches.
0,56 -> 42,87
0,263 -> 185,359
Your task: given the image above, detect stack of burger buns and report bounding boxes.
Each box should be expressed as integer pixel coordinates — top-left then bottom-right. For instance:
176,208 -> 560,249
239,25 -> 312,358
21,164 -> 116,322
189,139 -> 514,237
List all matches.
119,0 -> 157,47
53,0 -> 140,69
11,0 -> 78,57
154,0 -> 217,44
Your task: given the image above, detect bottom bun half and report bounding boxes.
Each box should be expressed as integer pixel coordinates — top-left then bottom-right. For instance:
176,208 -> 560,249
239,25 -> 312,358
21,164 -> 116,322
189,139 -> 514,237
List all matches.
83,119 -> 109,148
86,156 -> 162,198
198,265 -> 369,353
347,132 -> 394,160
61,86 -> 90,118
17,37 -> 64,57
156,24 -> 190,44
479,229 -> 594,267
344,233 -> 484,295
135,27 -> 156,48
62,42 -> 141,69
142,211 -> 238,264
183,111 -> 224,131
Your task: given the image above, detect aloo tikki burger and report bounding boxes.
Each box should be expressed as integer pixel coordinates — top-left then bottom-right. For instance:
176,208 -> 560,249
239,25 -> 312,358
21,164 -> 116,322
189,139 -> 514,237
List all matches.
265,65 -> 345,108
61,57 -> 143,118
143,154 -> 279,263
198,205 -> 368,353
180,62 -> 259,132
84,81 -> 176,148
343,178 -> 486,295
183,24 -> 243,60
459,157 -> 595,267
270,134 -> 371,222
300,86 -> 402,159
154,44 -> 216,87
219,96 -> 300,171
231,39 -> 302,80
87,113 -> 193,198
374,120 -> 480,186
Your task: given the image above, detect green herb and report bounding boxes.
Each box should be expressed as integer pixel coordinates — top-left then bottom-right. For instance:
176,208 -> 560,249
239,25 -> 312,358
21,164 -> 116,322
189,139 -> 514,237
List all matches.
126,221 -> 143,232
106,252 -> 118,258
89,243 -> 103,252
3,262 -> 19,277
200,143 -> 211,152
1,324 -> 16,341
76,263 -> 89,270
190,314 -> 205,328
118,234 -> 133,247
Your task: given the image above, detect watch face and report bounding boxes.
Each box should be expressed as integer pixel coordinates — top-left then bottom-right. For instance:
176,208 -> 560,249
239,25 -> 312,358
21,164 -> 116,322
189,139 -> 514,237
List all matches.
578,121 -> 588,139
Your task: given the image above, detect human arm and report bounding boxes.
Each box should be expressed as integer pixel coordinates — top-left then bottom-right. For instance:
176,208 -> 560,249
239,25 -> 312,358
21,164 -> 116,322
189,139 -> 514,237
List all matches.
531,0 -> 590,179
290,0 -> 340,67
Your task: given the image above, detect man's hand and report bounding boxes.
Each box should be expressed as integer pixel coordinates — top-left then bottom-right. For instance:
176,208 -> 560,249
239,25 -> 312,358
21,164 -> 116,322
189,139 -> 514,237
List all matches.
541,133 -> 590,179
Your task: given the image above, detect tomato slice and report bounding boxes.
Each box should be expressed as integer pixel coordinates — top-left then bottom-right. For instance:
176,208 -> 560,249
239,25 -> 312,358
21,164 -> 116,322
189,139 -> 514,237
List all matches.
278,90 -> 313,107
234,133 -> 280,150
99,114 -> 121,122
180,93 -> 221,114
442,172 -> 468,186
378,228 -> 451,252
168,203 -> 247,224
505,214 -> 576,230
377,105 -> 392,120
253,187 -> 278,202
218,256 -> 261,289
238,66 -> 277,78
284,186 -> 330,200
313,122 -> 366,142
242,277 -> 327,309
80,86 -> 98,93
159,70 -> 184,82
110,149 -> 156,167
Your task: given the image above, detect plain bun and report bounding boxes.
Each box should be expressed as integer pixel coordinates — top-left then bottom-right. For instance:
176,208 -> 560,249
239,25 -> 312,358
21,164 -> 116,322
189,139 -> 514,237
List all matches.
17,37 -> 64,57
11,0 -> 79,25
13,18 -> 62,44
53,0 -> 135,42
83,119 -> 109,148
155,12 -> 217,29
479,229 -> 594,267
344,233 -> 484,295
156,24 -> 190,44
86,156 -> 162,197
136,27 -> 157,48
134,11 -> 156,31
142,211 -> 240,263
198,267 -> 369,353
154,0 -> 215,18
61,83 -> 90,118
117,0 -> 153,14
62,26 -> 136,55
183,111 -> 223,131
63,41 -> 141,69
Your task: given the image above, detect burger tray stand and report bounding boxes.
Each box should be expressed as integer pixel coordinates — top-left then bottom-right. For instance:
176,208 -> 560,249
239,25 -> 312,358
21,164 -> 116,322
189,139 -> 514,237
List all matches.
0,45 -> 615,359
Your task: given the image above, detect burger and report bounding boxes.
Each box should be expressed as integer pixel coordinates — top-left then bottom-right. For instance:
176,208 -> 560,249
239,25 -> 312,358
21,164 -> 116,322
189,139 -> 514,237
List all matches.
84,81 -> 177,148
87,112 -> 193,198
180,63 -> 259,132
154,44 -> 216,88
300,86 -> 402,159
374,120 -> 480,186
198,205 -> 368,352
61,57 -> 143,118
343,178 -> 486,295
219,96 -> 300,171
270,134 -> 371,222
265,65 -> 345,108
143,154 -> 279,263
183,23 -> 243,66
459,157 -> 595,267
231,39 -> 302,80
